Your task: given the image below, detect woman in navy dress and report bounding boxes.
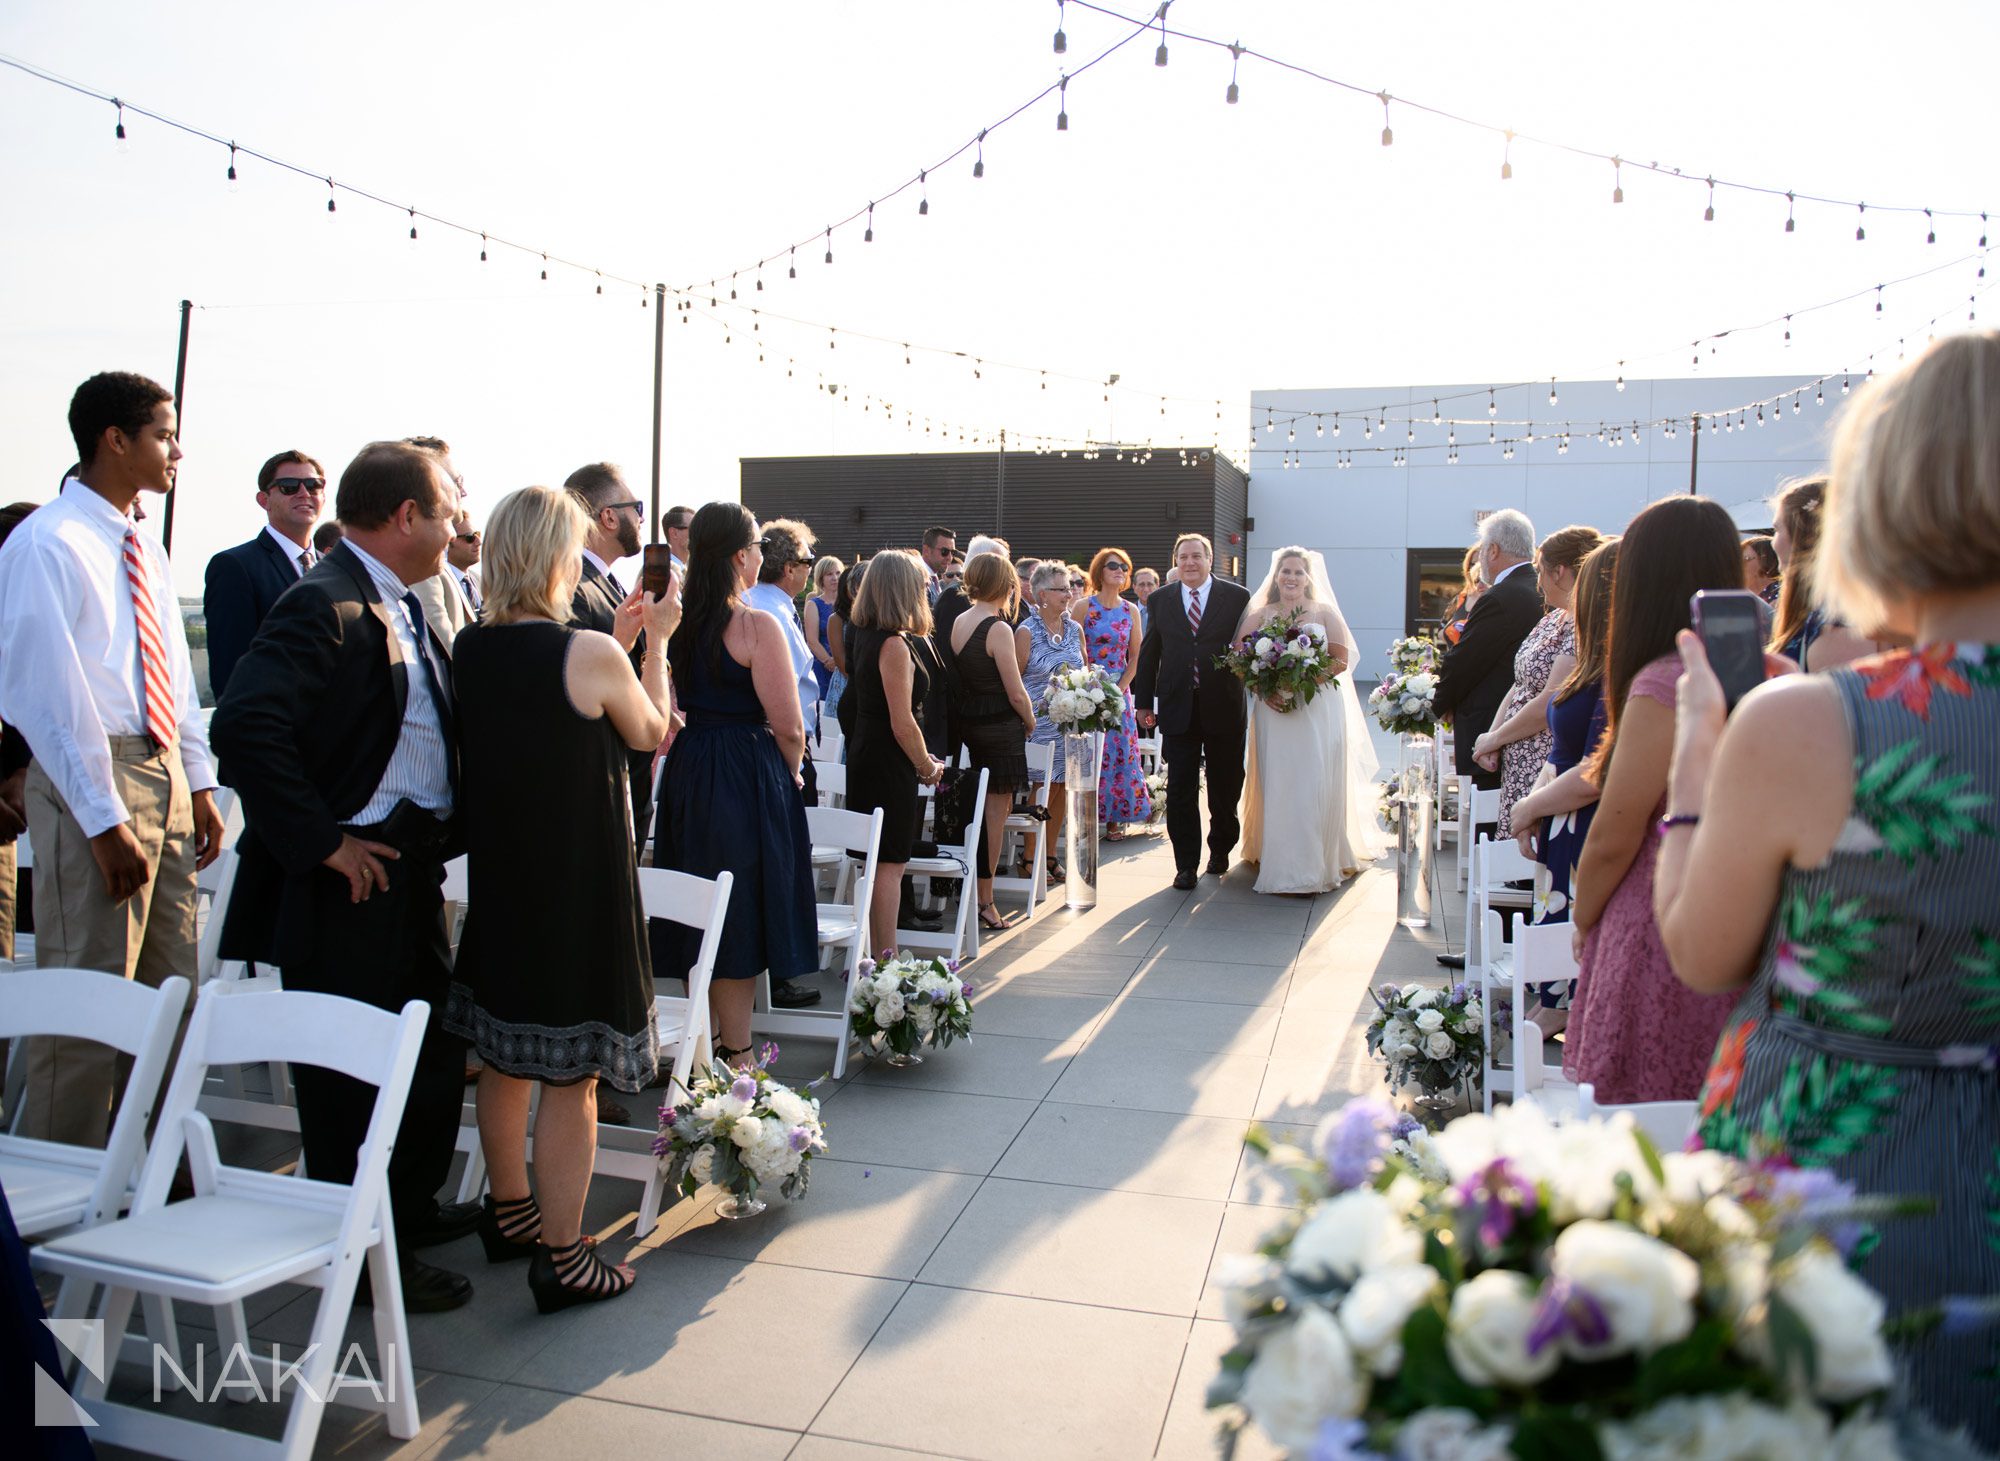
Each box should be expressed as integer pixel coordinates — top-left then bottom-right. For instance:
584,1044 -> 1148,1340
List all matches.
655,502 -> 817,1066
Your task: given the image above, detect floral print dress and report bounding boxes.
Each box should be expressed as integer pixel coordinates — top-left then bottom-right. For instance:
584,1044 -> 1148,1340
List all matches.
1496,610 -> 1573,838
1022,612 -> 1086,784
1695,643 -> 2000,1446
1081,596 -> 1152,824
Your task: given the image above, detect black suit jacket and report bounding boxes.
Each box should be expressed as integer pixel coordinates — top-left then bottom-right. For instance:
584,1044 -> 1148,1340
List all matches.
204,530 -> 307,699
1432,562 -> 1545,777
211,544 -> 455,964
1131,578 -> 1253,738
569,558 -> 646,671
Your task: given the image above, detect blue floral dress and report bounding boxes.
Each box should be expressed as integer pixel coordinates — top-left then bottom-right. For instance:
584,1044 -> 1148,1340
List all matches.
1022,612 -> 1086,783
1081,596 -> 1152,823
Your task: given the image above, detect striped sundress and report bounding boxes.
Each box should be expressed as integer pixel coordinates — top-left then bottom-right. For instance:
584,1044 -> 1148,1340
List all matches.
1694,642 -> 2000,1446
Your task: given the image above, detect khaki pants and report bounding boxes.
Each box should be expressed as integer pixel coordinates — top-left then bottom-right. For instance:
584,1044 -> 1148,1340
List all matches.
0,835 -> 14,961
19,739 -> 198,1147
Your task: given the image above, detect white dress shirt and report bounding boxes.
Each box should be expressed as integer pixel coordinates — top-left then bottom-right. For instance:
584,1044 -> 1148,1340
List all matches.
743,581 -> 818,736
455,567 -> 482,614
265,524 -> 315,577
0,479 -> 217,837
343,541 -> 455,822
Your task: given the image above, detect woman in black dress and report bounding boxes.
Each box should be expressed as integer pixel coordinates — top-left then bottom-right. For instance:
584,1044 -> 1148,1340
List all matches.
950,552 -> 1037,930
656,503 -> 818,1064
844,550 -> 949,951
447,485 -> 677,1311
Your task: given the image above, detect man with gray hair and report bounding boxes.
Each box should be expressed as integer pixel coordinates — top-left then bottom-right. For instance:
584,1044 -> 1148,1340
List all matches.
1431,508 -> 1543,965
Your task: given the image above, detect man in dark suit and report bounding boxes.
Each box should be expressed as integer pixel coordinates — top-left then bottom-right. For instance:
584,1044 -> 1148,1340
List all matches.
212,440 -> 478,1313
203,449 -> 327,699
562,462 -> 653,839
1133,533 -> 1252,890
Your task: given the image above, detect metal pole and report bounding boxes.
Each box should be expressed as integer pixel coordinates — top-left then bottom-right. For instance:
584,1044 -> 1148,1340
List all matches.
163,299 -> 192,555
1687,413 -> 1700,494
649,283 -> 666,540
995,428 -> 1006,538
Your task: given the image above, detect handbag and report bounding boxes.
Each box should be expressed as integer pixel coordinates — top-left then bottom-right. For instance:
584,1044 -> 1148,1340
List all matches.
929,765 -> 977,847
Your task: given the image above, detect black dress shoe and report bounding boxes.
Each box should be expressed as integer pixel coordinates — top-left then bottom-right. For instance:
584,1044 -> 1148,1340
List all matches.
900,908 -> 947,932
355,1256 -> 473,1314
1436,953 -> 1466,970
1206,857 -> 1230,878
598,1100 -> 632,1126
406,1199 -> 483,1249
771,981 -> 823,1009
1172,869 -> 1198,891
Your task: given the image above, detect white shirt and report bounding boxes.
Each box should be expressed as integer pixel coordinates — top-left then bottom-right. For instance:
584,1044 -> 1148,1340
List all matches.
264,524 -> 315,577
582,548 -> 617,586
743,581 -> 818,735
343,541 -> 455,823
0,479 -> 217,837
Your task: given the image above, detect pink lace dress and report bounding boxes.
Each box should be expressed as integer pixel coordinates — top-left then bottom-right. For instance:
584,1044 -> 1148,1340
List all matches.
1561,656 -> 1741,1103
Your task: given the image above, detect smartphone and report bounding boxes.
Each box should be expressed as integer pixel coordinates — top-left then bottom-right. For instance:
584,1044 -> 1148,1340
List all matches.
1690,590 -> 1769,712
639,543 -> 676,600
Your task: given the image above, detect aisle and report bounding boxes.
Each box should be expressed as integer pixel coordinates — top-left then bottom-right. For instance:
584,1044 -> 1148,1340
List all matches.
103,824 -> 1456,1461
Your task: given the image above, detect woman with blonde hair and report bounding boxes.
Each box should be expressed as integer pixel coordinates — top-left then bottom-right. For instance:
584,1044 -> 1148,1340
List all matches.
445,485 -> 678,1311
805,553 -> 843,706
845,549 -> 949,950
1657,331 -> 2000,1446
951,552 -> 1037,929
1440,543 -> 1483,645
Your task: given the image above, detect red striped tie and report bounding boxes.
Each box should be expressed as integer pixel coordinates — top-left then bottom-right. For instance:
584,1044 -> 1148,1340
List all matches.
1188,587 -> 1202,684
124,526 -> 177,749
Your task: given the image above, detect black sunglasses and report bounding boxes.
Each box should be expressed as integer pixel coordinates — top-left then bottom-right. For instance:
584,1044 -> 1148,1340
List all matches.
455,530 -> 482,543
269,477 -> 326,496
1103,561 -> 1129,572
605,499 -> 644,515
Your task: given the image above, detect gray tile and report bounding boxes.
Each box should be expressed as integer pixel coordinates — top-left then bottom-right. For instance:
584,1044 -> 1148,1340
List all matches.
1045,1043 -> 1269,1118
1155,1321 -> 1285,1461
815,1084 -> 1038,1174
1126,956 -> 1292,1007
1166,897 -> 1313,934
789,1440 -> 958,1461
426,1385 -> 799,1458
917,1178 -> 1223,1315
1197,1202 -> 1291,1319
1085,996 -> 1280,1059
1229,1121 -> 1318,1208
813,1285 -> 1188,1460
965,987 -> 1112,1040
666,1159 -> 980,1279
527,1253 -> 906,1428
1255,1057 -> 1383,1123
850,1033 -> 1082,1101
1266,1005 -> 1361,1063
992,1103 -> 1252,1201
1141,925 -> 1304,969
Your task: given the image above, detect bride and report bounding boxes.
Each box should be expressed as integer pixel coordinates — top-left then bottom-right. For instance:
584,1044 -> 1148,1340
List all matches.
1238,547 -> 1384,895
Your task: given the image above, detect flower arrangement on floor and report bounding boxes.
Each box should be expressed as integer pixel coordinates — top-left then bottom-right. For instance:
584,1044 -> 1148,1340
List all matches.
1145,768 -> 1170,828
1371,635 -> 1441,736
1378,778 -> 1405,835
1216,607 -> 1342,712
848,951 -> 973,1066
1209,1098 -> 1955,1460
655,1044 -> 826,1217
1367,982 -> 1484,1102
1040,662 -> 1127,734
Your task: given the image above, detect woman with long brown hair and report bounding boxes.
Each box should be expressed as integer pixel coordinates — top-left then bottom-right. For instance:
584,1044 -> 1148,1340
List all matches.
1561,497 -> 1746,1103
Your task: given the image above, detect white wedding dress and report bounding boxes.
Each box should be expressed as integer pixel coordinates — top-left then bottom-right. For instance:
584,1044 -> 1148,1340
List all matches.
1237,556 -> 1384,895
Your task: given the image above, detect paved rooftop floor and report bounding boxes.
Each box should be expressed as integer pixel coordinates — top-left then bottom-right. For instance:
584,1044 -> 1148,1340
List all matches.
90,811 -> 1462,1461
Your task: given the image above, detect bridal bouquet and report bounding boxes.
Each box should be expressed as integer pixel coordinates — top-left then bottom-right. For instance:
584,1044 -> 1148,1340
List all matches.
1145,768 -> 1170,827
1371,635 -> 1441,736
847,952 -> 973,1059
1040,662 -> 1126,735
1367,982 -> 1484,1098
1209,1099 -> 1937,1460
654,1045 -> 827,1205
1215,607 -> 1342,712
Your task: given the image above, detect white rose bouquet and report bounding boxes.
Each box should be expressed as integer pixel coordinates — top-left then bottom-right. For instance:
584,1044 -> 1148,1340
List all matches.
847,951 -> 973,1061
654,1044 -> 827,1206
1144,768 -> 1170,828
1371,635 -> 1442,736
1214,607 -> 1342,712
1210,1100 -> 1952,1460
1040,662 -> 1126,734
1378,778 -> 1404,834
1366,982 -> 1484,1098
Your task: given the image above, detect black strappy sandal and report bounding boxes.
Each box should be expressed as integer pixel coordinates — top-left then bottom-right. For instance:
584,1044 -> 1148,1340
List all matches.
477,1192 -> 541,1263
979,901 -> 1012,932
715,1042 -> 754,1068
528,1237 -> 636,1314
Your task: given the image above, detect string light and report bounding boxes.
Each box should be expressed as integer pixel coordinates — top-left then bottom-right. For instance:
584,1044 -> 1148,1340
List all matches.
1057,76 -> 1069,130
1785,192 -> 1796,233
114,99 -> 127,151
1548,379 -> 1558,406
226,142 -> 237,189
864,204 -> 874,242
408,207 -> 418,242
918,171 -> 929,216
1926,208 -> 1936,244
479,233 -> 487,262
1856,203 -> 1867,241
1500,129 -> 1513,180
1615,365 -> 1625,392
1226,42 -> 1241,103
326,177 -> 336,214
824,227 -> 833,265
1378,90 -> 1393,146
1704,176 -> 1716,222
1155,2 -> 1170,66
1053,0 -> 1067,53
973,129 -> 986,179
1611,156 -> 1623,205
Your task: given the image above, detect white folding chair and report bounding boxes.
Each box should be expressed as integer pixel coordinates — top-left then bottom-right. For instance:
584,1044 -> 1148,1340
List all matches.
813,759 -> 847,808
1454,781 -> 1493,892
904,767 -> 989,962
1510,922 -> 1580,1107
813,721 -> 844,764
191,846 -> 303,1144
0,970 -> 191,1236
993,740 -> 1055,913
34,990 -> 430,1461
1434,733 -> 1459,851
1464,815 -> 1530,970
1576,1082 -> 1697,1151
754,805 -> 882,1080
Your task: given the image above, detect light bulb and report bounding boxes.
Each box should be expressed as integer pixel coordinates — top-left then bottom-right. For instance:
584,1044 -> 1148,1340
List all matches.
1548,379 -> 1558,406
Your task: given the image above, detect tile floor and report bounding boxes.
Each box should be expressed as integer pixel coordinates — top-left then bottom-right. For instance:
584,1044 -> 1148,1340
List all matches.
87,810 -> 1464,1461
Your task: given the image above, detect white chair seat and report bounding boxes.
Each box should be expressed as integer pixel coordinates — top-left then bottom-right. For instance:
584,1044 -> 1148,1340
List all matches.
904,853 -> 967,877
812,845 -> 843,867
816,909 -> 859,942
0,1157 -> 94,1231
42,1194 -> 345,1288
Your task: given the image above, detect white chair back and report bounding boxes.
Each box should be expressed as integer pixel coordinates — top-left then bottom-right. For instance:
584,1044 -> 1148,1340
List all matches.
995,740 -> 1056,910
903,767 -> 989,962
0,971 -> 191,1235
788,804 -> 884,1079
814,759 -> 848,807
1577,1082 -> 1698,1152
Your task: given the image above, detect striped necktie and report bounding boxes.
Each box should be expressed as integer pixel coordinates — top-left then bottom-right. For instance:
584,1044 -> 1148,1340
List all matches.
1188,587 -> 1203,684
123,526 -> 177,748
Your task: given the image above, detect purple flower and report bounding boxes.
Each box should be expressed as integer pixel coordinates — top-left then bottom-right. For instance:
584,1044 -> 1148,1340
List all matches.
1389,1114 -> 1422,1141
730,1074 -> 758,1104
1316,1098 -> 1396,1190
1308,1419 -> 1383,1461
758,1041 -> 780,1066
1449,982 -> 1469,1005
1454,1157 -> 1540,1251
661,1107 -> 678,1127
788,1126 -> 815,1153
1941,1296 -> 2000,1337
1527,1275 -> 1612,1358
1766,1166 -> 1864,1257
858,958 -> 877,976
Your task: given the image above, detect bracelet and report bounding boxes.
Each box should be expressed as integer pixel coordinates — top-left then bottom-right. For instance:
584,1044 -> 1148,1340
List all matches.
1658,813 -> 1701,832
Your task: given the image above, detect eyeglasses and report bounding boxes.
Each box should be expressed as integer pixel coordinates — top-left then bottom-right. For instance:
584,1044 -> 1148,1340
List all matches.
1067,580 -> 1086,591
269,477 -> 326,496
790,555 -> 816,568
606,500 -> 644,515
665,518 -> 691,532
456,530 -> 481,543
1103,561 -> 1128,573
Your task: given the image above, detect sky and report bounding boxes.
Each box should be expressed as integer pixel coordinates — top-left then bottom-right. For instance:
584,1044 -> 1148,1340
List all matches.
1,0 -> 1996,578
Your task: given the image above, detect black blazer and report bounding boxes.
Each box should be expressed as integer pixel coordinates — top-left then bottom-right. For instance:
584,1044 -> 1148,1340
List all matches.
1431,562 -> 1545,777
204,530 -> 306,699
569,558 -> 646,671
211,543 -> 456,964
1131,578 -> 1253,738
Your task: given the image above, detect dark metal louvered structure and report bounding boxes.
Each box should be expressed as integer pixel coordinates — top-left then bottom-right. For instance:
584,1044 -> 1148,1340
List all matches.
739,448 -> 1251,581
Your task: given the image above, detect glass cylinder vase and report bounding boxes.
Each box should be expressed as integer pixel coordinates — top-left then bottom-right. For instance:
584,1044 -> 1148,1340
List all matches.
1063,731 -> 1100,911
1396,733 -> 1435,929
